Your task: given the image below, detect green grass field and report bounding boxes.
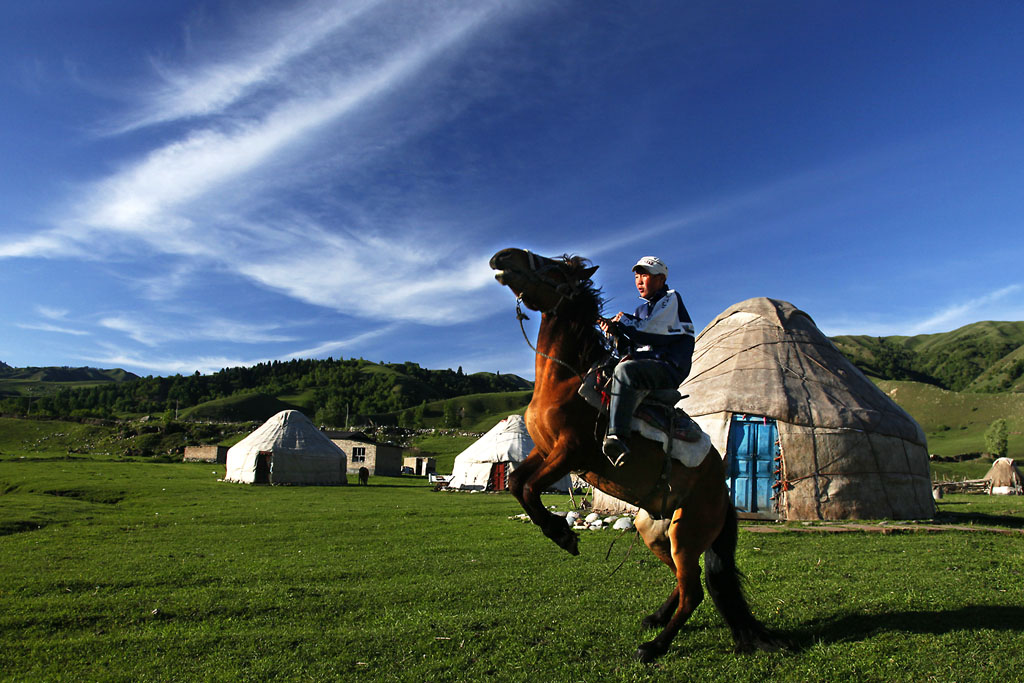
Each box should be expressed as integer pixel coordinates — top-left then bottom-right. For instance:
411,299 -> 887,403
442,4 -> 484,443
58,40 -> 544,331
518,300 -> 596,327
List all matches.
2,458 -> 1022,682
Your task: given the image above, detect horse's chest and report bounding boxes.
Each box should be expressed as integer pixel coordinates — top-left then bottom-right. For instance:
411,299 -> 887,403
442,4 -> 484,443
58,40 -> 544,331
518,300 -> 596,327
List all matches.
526,392 -> 583,453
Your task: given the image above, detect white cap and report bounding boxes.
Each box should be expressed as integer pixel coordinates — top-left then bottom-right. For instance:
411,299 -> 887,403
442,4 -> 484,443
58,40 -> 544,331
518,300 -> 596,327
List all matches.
632,256 -> 668,277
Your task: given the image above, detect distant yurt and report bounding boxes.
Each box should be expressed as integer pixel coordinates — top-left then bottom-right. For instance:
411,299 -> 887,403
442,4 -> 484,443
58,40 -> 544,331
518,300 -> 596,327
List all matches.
447,415 -> 571,492
225,410 -> 348,485
679,297 -> 933,520
983,457 -> 1023,495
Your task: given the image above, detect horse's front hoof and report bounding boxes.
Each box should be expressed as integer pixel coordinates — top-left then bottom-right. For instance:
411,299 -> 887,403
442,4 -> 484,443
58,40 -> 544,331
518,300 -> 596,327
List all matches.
556,528 -> 580,555
542,518 -> 579,555
640,614 -> 668,630
634,640 -> 666,663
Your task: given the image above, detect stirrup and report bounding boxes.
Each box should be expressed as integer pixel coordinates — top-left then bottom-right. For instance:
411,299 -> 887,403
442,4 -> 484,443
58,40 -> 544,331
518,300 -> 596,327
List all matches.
603,435 -> 630,467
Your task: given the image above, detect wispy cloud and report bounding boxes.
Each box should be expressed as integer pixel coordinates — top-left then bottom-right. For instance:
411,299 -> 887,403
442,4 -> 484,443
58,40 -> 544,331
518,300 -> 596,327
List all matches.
16,322 -> 90,337
110,0 -> 387,134
99,315 -> 298,347
905,284 -> 1024,335
37,306 -> 70,320
83,350 -> 257,377
85,323 -> 400,376
282,324 -> 401,359
820,284 -> 1024,337
1,0 -> 514,328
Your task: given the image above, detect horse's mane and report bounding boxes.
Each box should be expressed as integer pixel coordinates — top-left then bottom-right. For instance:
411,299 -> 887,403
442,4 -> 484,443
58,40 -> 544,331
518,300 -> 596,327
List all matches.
559,254 -> 611,365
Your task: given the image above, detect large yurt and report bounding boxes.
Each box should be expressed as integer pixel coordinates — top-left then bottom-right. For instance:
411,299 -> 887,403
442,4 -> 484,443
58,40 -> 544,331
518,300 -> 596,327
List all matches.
447,415 -> 571,492
225,410 -> 348,485
679,297 -> 933,520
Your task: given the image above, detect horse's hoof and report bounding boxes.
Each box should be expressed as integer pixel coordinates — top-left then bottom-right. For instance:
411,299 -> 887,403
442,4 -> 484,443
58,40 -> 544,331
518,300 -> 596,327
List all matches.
634,641 -> 666,663
542,519 -> 580,555
559,530 -> 580,556
640,615 -> 667,630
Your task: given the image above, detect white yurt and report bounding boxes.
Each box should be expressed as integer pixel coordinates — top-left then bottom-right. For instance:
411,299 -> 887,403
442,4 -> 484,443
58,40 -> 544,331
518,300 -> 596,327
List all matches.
983,457 -> 1023,495
447,415 -> 571,492
225,410 -> 348,485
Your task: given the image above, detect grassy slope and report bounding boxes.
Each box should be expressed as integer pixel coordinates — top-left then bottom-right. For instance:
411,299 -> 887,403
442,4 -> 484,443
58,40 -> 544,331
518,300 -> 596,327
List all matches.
1,460 -> 1022,682
178,392 -> 300,422
875,380 -> 1024,457
831,320 -> 1024,392
0,417 -> 252,462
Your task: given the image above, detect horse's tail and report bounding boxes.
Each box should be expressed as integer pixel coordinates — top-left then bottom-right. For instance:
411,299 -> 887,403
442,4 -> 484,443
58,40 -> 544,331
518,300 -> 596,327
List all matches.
704,502 -> 784,653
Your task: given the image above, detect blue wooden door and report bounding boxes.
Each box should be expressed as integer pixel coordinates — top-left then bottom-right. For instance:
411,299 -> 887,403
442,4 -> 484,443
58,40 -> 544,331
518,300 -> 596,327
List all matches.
726,415 -> 779,514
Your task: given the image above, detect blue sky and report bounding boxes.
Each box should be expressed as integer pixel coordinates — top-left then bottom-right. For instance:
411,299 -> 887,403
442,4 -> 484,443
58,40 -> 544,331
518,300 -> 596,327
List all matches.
2,1 -> 1023,380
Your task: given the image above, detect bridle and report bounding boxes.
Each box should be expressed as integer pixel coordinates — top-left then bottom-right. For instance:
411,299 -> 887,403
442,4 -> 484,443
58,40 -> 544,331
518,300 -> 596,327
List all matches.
512,250 -> 590,380
520,250 -> 589,315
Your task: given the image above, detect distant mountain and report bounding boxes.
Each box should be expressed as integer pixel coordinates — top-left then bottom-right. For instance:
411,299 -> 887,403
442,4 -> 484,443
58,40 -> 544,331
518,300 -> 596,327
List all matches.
831,321 -> 1024,393
0,366 -> 139,383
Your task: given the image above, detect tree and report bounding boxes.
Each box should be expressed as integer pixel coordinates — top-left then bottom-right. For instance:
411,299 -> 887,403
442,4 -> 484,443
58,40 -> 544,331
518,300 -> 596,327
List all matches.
443,402 -> 459,428
984,418 -> 1009,458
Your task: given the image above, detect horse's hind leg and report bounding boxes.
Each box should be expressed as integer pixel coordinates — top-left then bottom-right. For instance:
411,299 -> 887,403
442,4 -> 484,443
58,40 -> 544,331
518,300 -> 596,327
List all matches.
635,510 -> 679,629
704,503 -> 783,653
641,586 -> 679,630
635,507 -> 709,663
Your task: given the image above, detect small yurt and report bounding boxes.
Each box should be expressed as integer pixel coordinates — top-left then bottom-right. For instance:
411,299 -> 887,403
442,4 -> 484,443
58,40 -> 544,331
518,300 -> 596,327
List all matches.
225,410 -> 348,485
448,415 -> 571,492
983,457 -> 1023,495
680,298 -> 933,520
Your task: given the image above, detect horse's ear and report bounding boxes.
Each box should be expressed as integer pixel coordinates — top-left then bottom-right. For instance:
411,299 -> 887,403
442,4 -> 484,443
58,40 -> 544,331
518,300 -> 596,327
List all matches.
581,265 -> 598,280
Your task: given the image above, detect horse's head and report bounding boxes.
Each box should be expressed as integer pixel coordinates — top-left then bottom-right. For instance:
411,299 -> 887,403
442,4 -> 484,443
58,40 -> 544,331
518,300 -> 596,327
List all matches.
490,248 -> 599,315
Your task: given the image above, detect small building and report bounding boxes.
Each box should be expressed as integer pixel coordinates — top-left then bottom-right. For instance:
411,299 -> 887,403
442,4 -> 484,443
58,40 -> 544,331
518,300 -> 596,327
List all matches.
403,456 -> 436,477
325,430 -> 403,476
183,445 -> 228,464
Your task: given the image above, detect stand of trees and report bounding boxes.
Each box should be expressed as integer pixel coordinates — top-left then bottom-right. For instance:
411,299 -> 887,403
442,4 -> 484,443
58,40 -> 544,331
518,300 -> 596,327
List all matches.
0,358 -> 528,421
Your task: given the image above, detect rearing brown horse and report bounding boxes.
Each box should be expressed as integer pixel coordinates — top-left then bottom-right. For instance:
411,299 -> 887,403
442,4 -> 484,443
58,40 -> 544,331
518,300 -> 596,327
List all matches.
490,247 -> 780,662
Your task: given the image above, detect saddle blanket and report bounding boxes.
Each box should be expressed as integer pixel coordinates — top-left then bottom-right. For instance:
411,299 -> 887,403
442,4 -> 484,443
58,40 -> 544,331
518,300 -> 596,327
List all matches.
577,369 -> 712,468
632,414 -> 712,469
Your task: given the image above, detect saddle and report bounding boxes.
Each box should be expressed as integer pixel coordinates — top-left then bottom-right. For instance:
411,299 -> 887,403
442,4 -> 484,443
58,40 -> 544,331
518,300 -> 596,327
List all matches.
578,363 -> 711,468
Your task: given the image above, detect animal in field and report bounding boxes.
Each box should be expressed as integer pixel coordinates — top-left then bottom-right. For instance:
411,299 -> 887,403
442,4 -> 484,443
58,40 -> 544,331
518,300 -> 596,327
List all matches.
358,467 -> 369,485
489,247 -> 782,662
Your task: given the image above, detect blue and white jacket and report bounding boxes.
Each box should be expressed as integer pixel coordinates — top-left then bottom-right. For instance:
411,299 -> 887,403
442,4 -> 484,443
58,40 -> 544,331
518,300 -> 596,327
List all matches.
616,287 -> 695,373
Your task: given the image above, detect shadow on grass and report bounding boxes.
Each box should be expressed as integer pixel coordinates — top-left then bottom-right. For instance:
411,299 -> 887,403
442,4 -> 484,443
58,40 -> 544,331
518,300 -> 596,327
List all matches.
932,511 -> 1024,529
782,605 -> 1024,650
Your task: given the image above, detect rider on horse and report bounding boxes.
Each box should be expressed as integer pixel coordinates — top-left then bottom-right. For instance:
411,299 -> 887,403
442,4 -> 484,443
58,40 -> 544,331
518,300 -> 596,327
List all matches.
598,256 -> 695,466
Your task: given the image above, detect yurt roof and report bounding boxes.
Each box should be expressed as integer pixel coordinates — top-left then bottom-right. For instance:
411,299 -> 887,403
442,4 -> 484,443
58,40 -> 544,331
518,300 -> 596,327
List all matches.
984,457 -> 1024,485
453,415 -> 530,466
680,297 -> 925,445
228,410 -> 345,458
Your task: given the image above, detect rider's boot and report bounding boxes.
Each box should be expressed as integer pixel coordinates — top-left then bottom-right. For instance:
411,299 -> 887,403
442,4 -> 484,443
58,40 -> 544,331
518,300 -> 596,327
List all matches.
603,383 -> 639,467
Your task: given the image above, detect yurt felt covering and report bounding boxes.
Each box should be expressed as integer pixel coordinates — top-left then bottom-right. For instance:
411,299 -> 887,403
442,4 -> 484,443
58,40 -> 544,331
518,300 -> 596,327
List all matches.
448,415 -> 571,492
983,457 -> 1024,495
225,410 -> 348,485
680,298 -> 934,520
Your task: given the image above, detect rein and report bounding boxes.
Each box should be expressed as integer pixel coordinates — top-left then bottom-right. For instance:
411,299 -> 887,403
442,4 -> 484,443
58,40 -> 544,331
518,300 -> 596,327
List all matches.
516,298 -> 585,381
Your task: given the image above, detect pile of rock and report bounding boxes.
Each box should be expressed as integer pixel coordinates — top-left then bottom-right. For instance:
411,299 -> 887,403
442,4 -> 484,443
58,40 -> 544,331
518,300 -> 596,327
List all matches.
509,508 -> 635,531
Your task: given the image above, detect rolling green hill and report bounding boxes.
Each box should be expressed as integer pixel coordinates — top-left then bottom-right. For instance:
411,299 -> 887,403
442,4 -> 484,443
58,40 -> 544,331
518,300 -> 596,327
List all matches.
875,379 -> 1023,458
0,358 -> 532,425
0,365 -> 139,401
831,320 -> 1024,392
